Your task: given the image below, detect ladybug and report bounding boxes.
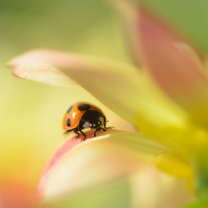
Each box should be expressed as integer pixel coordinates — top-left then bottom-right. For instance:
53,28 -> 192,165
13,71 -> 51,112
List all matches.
63,102 -> 113,141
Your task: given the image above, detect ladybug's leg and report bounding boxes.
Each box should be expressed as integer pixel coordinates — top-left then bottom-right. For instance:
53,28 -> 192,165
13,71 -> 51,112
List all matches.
78,127 -> 87,141
102,122 -> 107,131
104,126 -> 115,130
102,121 -> 114,131
94,125 -> 115,137
73,129 -> 81,139
93,127 -> 101,137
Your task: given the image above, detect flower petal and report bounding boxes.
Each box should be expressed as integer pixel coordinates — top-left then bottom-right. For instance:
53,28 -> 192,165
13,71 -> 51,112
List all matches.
130,167 -> 194,208
58,54 -> 188,129
32,129 -> 167,202
42,178 -> 131,208
8,49 -> 186,128
8,50 -> 79,86
155,152 -> 193,178
138,0 -> 208,53
111,1 -> 208,126
32,134 -> 85,203
138,7 -> 208,126
13,62 -> 76,86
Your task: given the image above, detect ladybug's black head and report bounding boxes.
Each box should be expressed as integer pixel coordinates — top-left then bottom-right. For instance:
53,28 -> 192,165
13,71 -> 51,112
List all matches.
80,110 -> 106,129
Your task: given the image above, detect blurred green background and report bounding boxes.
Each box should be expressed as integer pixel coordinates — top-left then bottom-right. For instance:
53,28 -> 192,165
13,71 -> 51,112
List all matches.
0,0 -> 132,206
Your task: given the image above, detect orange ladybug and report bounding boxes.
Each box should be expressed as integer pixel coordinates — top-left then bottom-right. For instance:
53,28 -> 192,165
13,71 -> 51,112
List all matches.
63,102 -> 113,141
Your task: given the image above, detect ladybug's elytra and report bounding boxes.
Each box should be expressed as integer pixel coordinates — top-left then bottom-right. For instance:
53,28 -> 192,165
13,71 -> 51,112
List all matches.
63,102 -> 113,141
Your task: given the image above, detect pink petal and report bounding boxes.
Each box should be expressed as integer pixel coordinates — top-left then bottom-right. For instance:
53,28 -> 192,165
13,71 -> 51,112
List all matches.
138,7 -> 208,124
8,50 -> 82,86
32,130 -> 115,203
31,129 -> 166,204
8,49 -> 80,70
31,133 -> 85,203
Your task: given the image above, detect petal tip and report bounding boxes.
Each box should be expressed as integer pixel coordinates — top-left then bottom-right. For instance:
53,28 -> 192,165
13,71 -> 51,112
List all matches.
12,70 -> 22,79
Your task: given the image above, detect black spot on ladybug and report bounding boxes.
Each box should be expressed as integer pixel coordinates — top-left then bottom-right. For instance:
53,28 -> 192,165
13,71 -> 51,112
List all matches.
67,118 -> 71,127
67,106 -> 73,114
78,104 -> 91,111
